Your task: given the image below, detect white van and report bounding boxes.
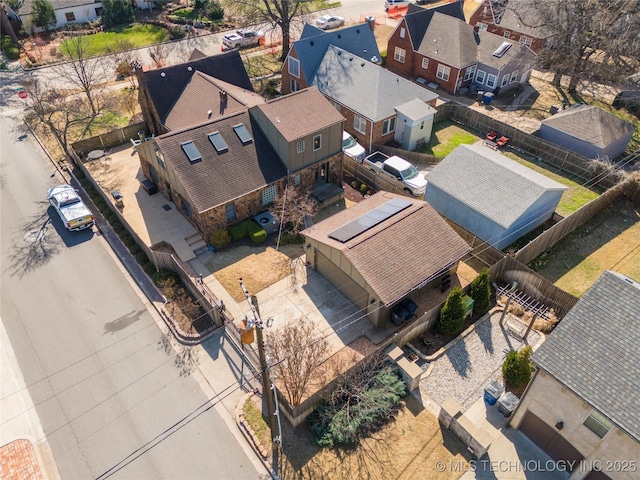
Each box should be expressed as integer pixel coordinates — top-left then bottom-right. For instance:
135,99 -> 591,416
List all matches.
385,0 -> 412,12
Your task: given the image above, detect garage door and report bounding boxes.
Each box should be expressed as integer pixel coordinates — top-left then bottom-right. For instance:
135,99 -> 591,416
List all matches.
519,412 -> 584,472
316,252 -> 368,312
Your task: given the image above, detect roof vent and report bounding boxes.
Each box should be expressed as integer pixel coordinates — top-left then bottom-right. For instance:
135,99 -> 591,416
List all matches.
493,41 -> 512,57
337,34 -> 341,39
310,41 -> 314,46
361,63 -> 365,67
160,72 -> 166,77
337,51 -> 341,55
188,66 -> 192,71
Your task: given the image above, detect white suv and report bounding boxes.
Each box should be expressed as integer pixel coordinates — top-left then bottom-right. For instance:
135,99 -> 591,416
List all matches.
342,131 -> 366,162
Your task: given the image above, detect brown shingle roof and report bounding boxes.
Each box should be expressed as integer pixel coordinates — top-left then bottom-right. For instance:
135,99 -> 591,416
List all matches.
302,192 -> 471,305
164,72 -> 265,132
155,111 -> 286,214
256,87 -> 345,142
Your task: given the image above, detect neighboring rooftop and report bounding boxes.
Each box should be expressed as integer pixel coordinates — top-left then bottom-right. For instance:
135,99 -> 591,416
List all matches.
301,191 -> 471,306
253,86 -> 345,143
403,2 -> 467,51
312,45 -> 438,122
426,144 -> 567,229
532,270 -> 640,443
417,12 -> 477,68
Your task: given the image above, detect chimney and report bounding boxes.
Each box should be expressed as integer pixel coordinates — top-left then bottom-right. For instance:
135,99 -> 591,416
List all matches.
219,90 -> 228,114
365,16 -> 375,31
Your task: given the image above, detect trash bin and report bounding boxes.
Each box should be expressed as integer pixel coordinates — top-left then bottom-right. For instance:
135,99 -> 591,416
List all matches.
498,392 -> 520,417
484,380 -> 504,406
476,91 -> 485,103
483,92 -> 494,105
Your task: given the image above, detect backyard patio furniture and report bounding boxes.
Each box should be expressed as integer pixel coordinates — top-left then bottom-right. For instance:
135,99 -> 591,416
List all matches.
496,136 -> 509,147
486,131 -> 498,142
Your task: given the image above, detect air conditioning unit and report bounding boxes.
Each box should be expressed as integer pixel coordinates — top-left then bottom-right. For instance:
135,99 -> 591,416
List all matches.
253,211 -> 278,235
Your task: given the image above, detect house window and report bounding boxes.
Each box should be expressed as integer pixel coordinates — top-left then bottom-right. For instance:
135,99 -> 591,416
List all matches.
294,174 -> 301,186
261,185 -> 278,206
183,199 -> 192,218
225,203 -> 236,221
583,410 -> 613,438
519,36 -> 532,47
288,57 -> 300,78
290,78 -> 299,93
486,73 -> 497,89
476,22 -> 488,31
475,70 -> 486,84
421,57 -> 429,69
393,47 -> 406,63
436,64 -> 450,82
354,115 -> 367,135
296,140 -> 305,153
501,74 -> 509,87
510,70 -> 518,83
382,117 -> 396,135
65,12 -> 76,21
400,27 -> 405,39
503,31 -> 511,39
155,149 -> 166,169
464,65 -> 476,82
313,134 -> 321,151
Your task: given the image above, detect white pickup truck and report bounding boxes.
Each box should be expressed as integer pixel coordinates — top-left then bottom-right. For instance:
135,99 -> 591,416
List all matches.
47,184 -> 94,231
363,152 -> 427,197
222,28 -> 265,50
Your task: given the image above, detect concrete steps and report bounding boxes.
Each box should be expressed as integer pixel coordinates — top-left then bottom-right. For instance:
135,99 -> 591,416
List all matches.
185,232 -> 207,255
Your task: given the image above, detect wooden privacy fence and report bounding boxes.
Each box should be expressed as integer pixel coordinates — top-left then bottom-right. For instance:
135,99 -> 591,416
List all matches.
371,143 -> 442,166
514,175 -> 639,265
343,156 -> 414,197
71,122 -> 147,155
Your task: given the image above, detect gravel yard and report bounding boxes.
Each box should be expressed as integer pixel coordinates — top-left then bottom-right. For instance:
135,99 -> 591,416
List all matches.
419,311 -> 542,411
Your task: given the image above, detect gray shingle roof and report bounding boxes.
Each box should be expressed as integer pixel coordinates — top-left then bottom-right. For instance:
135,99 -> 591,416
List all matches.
154,111 -> 286,214
426,144 -> 567,228
532,271 -> 640,443
301,192 -> 471,306
418,13 -> 478,68
404,2 -> 466,51
499,0 -> 555,39
291,23 -> 381,82
21,0 -> 96,14
541,104 -> 636,149
476,30 -> 537,70
311,45 -> 438,122
254,87 -> 345,143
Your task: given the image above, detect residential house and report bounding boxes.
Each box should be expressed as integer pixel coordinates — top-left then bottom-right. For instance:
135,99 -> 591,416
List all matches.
387,5 -> 536,95
539,104 -> 636,160
510,270 -> 640,480
137,51 -> 255,136
19,0 -> 102,32
424,144 -> 567,249
136,87 -> 346,239
301,191 -> 471,328
468,0 -> 555,52
311,45 -> 438,151
281,21 -> 381,96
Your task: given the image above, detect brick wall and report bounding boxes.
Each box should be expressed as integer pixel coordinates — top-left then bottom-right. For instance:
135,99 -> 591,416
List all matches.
386,20 -> 416,77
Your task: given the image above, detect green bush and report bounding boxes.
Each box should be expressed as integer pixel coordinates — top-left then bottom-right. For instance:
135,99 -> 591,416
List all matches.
279,232 -> 303,245
153,269 -> 179,285
1,36 -> 20,60
134,251 -> 148,265
470,269 -> 491,316
128,243 -> 142,255
122,234 -> 136,248
250,229 -> 266,244
208,229 -> 231,249
360,183 -> 368,193
229,221 -> 249,241
204,0 -> 224,20
143,262 -> 157,276
502,346 -> 533,388
437,286 -> 465,335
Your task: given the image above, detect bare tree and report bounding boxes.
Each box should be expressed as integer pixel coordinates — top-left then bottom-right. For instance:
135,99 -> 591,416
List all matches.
265,316 -> 330,406
515,0 -> 640,92
54,35 -> 109,115
110,40 -> 140,90
226,0 -> 314,61
272,184 -> 319,235
149,43 -> 170,69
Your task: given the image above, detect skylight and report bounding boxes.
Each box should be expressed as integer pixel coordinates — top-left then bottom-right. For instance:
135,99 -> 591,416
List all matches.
233,123 -> 253,145
493,41 -> 512,58
208,131 -> 228,153
181,141 -> 202,163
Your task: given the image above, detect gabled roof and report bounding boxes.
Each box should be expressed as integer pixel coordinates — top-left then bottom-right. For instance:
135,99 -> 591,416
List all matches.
395,98 -> 437,121
302,191 -> 471,306
426,144 -> 567,228
164,72 -> 265,132
476,30 -> 537,70
417,12 -> 478,68
404,2 -> 466,51
290,22 -> 380,82
311,45 -> 438,122
139,51 -> 253,125
253,87 -> 344,143
21,0 -> 95,13
541,104 -> 636,149
498,0 -> 555,39
154,111 -> 286,214
532,271 -> 640,443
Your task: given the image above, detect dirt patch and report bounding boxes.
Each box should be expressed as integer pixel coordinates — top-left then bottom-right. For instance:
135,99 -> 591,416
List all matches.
529,197 -> 640,296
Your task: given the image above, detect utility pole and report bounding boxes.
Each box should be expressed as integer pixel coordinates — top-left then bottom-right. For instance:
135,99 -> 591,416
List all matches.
239,279 -> 280,479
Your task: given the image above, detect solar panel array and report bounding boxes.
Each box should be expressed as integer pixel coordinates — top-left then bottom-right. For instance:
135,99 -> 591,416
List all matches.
329,197 -> 412,243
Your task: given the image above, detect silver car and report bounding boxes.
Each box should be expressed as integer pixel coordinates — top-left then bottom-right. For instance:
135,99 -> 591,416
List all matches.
315,14 -> 345,30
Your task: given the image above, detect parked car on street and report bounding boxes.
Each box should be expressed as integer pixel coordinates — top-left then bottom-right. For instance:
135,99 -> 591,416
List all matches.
222,28 -> 265,50
385,0 -> 413,12
315,14 -> 345,30
342,131 -> 366,162
47,184 -> 94,231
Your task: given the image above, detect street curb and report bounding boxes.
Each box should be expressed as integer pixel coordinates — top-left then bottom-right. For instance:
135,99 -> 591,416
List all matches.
235,392 -> 276,478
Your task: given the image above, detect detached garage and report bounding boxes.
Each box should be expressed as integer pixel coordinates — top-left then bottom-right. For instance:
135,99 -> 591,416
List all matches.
539,104 -> 635,160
